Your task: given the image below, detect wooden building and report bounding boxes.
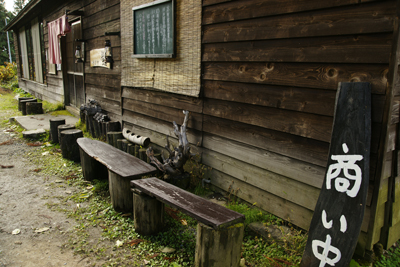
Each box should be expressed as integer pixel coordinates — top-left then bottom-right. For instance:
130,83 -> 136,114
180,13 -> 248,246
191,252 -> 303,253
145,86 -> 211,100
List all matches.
4,0 -> 400,256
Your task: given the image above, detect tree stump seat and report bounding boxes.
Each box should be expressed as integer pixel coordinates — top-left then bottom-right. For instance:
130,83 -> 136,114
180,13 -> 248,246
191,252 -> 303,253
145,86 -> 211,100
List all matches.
130,177 -> 245,267
76,138 -> 157,212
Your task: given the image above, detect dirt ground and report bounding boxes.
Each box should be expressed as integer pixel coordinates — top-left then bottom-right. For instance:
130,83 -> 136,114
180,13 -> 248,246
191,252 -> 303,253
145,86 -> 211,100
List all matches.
0,94 -> 95,266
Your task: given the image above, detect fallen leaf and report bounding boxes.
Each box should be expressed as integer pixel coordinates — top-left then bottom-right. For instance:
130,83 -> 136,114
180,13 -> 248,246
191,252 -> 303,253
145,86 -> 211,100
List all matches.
0,139 -> 13,145
65,190 -> 72,194
33,168 -> 42,172
12,229 -> 20,235
1,165 -> 14,169
35,227 -> 50,233
55,180 -> 63,183
127,239 -> 144,246
14,241 -> 22,245
27,142 -> 42,147
144,260 -> 150,265
121,213 -> 131,217
180,219 -> 187,226
41,151 -> 49,156
148,253 -> 159,259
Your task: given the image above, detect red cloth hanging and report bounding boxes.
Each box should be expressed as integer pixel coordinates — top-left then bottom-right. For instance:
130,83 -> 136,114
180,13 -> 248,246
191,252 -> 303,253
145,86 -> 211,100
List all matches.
48,15 -> 71,64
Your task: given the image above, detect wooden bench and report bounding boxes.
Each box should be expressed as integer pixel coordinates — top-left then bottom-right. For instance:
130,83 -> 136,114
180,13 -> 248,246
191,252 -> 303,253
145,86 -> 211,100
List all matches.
77,138 -> 157,212
131,177 -> 245,267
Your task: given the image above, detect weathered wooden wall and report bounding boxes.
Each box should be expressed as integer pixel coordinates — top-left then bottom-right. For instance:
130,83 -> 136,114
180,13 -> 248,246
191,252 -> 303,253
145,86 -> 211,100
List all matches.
120,0 -> 399,253
42,0 -> 121,120
13,0 -> 121,120
200,0 -> 400,253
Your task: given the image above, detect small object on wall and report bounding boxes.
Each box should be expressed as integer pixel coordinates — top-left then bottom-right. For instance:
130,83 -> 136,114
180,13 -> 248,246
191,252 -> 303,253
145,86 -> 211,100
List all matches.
90,48 -> 111,69
122,128 -> 150,147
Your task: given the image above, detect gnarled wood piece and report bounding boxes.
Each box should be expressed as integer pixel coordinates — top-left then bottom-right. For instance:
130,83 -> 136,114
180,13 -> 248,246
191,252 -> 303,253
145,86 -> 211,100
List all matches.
146,110 -> 193,177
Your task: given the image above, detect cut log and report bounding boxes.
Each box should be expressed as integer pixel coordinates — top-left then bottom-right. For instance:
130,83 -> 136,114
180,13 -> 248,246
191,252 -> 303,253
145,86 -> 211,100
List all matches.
108,170 -> 135,212
106,121 -> 120,133
107,131 -> 123,148
121,139 -> 130,152
20,99 -> 37,115
132,190 -> 165,235
60,129 -> 83,162
139,148 -> 148,162
18,97 -> 33,111
49,118 -> 66,143
134,145 -> 140,157
79,144 -> 108,181
85,114 -> 95,138
195,223 -> 244,267
26,102 -> 43,115
58,124 -> 76,147
117,139 -> 124,151
127,143 -> 135,156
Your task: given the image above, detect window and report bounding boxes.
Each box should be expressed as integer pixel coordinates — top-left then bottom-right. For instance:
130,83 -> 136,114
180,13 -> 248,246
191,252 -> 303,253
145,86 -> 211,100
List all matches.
18,17 -> 46,83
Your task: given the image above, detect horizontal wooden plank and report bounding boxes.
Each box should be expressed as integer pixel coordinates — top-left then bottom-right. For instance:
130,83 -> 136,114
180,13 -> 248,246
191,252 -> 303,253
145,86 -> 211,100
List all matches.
204,80 -> 385,122
204,80 -> 335,116
203,62 -> 389,94
123,98 -> 203,131
203,34 -> 392,64
122,109 -> 203,147
86,93 -> 121,115
85,84 -> 120,102
85,73 -> 121,88
203,133 -> 325,188
82,4 -> 120,30
86,35 -> 121,51
84,61 -> 121,75
203,149 -> 320,210
209,168 -> 313,230
131,178 -> 245,229
203,0 -> 232,6
204,98 -> 333,142
83,0 -> 120,17
84,20 -> 120,40
203,115 -> 329,167
122,87 -> 203,113
203,0 -> 390,26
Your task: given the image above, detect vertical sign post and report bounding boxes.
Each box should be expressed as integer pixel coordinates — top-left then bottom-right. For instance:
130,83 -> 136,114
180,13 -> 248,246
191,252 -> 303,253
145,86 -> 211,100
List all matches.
301,82 -> 371,267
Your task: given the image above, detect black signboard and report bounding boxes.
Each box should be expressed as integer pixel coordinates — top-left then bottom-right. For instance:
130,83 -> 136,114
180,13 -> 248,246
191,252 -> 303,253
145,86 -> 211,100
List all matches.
300,82 -> 371,267
132,0 -> 175,58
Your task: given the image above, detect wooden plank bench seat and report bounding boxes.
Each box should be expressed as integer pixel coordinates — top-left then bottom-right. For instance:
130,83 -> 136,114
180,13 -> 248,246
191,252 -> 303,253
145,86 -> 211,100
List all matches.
131,177 -> 245,267
77,138 -> 157,212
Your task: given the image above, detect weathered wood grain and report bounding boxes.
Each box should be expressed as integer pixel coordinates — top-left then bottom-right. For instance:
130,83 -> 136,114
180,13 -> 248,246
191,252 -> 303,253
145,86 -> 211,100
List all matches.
203,80 -> 336,116
203,115 -> 329,167
85,73 -> 121,88
82,4 -> 120,30
203,62 -> 389,94
203,34 -> 392,64
203,133 -> 325,188
204,98 -> 333,142
122,110 -> 203,148
203,0 -> 389,25
122,87 -> 203,113
210,168 -> 314,230
86,84 -> 120,102
202,149 -> 320,210
123,98 -> 203,131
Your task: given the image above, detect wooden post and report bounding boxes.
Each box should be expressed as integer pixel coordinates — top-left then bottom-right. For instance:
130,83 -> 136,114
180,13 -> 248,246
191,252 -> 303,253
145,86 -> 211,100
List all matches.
79,147 -> 108,181
106,121 -> 120,133
127,143 -> 135,156
49,118 -> 65,143
18,97 -> 33,111
106,131 -> 123,147
132,190 -> 164,235
20,99 -> 37,115
134,145 -> 140,157
108,170 -> 134,212
139,148 -> 147,162
60,129 -> 83,162
117,139 -> 124,150
195,223 -> 244,267
26,102 -> 43,114
58,124 -> 76,147
121,139 -> 130,152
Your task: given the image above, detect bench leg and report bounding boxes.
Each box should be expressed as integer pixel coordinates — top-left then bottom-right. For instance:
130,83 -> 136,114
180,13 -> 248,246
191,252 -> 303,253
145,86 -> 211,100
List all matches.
133,191 -> 164,235
79,147 -> 108,181
108,170 -> 133,212
195,223 -> 244,267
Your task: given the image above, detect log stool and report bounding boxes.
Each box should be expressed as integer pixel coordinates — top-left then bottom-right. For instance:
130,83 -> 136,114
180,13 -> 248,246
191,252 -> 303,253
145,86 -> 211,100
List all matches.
20,99 -> 37,115
26,102 -> 43,115
58,124 -> 76,147
60,129 -> 83,162
18,97 -> 33,111
49,118 -> 66,143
